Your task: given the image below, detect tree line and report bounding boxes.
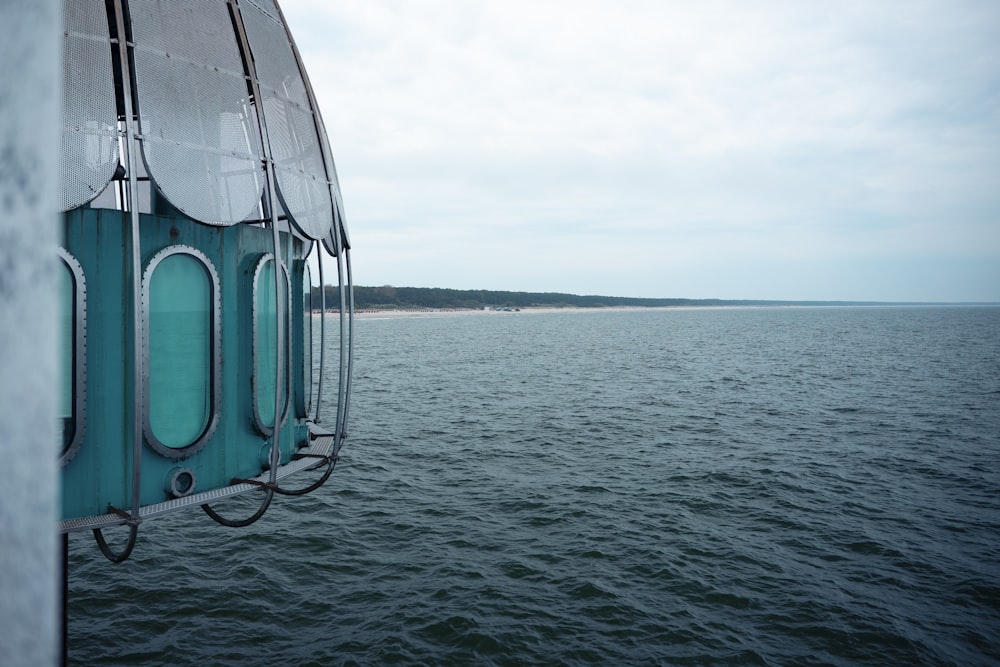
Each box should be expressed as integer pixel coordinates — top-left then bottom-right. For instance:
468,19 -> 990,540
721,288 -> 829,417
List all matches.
309,285 -> 870,310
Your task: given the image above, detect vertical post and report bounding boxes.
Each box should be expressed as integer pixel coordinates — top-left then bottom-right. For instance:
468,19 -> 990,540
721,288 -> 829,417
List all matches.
61,533 -> 69,667
0,1 -> 61,666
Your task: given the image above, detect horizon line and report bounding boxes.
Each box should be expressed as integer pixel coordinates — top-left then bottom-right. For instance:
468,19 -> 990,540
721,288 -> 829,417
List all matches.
316,285 -> 1000,306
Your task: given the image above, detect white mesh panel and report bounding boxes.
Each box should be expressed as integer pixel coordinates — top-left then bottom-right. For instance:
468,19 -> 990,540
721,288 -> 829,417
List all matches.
60,0 -> 118,212
317,111 -> 349,249
130,0 -> 265,225
241,0 -> 334,240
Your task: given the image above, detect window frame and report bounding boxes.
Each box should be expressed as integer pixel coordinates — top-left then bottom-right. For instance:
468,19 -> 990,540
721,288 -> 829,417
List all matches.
141,244 -> 221,459
295,259 -> 313,419
58,247 -> 87,467
251,252 -> 291,435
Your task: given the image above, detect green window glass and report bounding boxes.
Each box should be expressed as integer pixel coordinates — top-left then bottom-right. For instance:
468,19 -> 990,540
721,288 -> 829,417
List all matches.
254,256 -> 288,431
147,252 -> 213,448
302,262 -> 313,417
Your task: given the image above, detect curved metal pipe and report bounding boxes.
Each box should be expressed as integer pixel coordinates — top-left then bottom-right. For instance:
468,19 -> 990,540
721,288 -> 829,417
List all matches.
338,247 -> 355,451
314,244 -> 327,424
201,488 -> 274,528
230,0 -> 284,483
333,249 -> 347,446
112,0 -> 144,553
92,524 -> 138,563
274,457 -> 337,496
266,228 -> 285,482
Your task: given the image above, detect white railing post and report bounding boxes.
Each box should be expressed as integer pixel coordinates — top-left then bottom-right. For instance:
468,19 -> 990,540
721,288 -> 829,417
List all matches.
0,1 -> 61,665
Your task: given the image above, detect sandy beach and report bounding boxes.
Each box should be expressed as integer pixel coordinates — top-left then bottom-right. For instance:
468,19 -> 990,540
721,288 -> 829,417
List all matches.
341,306 -> 670,318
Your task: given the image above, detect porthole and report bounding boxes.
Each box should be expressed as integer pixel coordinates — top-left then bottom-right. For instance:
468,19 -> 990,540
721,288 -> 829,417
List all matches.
57,247 -> 86,466
164,467 -> 197,498
142,246 -> 220,458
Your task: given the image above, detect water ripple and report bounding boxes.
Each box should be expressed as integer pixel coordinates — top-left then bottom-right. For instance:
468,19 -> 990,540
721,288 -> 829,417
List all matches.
68,307 -> 1000,665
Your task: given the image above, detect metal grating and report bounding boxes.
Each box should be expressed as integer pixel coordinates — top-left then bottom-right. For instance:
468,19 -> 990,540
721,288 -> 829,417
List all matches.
59,431 -> 336,533
241,0 -> 334,240
130,0 -> 265,225
60,0 -> 119,212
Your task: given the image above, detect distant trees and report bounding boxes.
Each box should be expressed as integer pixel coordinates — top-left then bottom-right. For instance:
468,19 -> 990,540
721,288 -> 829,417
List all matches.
309,285 -> 890,311
311,285 -> 755,310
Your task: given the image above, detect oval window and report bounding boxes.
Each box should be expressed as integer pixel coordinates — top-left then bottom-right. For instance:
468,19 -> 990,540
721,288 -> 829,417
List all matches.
301,261 -> 313,417
253,255 -> 289,432
58,248 -> 86,465
144,247 -> 219,455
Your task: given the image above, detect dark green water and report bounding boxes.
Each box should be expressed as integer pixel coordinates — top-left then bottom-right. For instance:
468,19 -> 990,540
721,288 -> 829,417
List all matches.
68,306 -> 1000,665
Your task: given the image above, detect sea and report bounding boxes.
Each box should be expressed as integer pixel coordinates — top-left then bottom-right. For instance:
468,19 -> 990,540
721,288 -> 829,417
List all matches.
67,306 -> 1000,666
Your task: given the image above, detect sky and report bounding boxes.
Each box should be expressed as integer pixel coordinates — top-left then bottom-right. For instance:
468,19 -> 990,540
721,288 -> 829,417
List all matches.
280,0 -> 1000,302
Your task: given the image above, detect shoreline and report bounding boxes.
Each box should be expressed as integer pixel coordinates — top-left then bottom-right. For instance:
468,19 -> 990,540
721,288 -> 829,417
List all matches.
314,302 -> 999,319
339,305 -> 790,318
347,307 -> 599,318
316,306 -> 643,318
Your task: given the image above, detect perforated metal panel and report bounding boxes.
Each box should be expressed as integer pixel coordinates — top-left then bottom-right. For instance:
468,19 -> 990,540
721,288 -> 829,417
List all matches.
322,128 -> 349,258
60,0 -> 119,212
241,0 -> 334,240
317,111 -> 350,249
130,0 -> 265,225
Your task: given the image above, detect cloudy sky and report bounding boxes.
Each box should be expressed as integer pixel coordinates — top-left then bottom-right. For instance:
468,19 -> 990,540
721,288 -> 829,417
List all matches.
281,0 -> 999,302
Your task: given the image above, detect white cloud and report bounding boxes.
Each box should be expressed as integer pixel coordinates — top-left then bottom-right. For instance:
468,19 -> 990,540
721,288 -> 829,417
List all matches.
282,0 -> 1000,301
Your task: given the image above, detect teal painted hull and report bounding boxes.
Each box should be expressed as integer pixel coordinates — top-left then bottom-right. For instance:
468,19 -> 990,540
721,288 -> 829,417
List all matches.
61,208 -> 317,522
